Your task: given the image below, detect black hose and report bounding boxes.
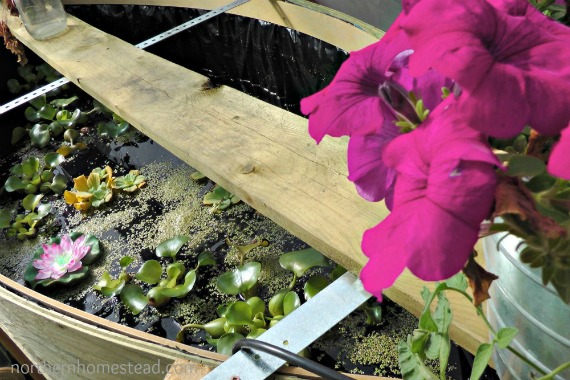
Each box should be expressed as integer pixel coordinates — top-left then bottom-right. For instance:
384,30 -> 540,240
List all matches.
232,339 -> 352,380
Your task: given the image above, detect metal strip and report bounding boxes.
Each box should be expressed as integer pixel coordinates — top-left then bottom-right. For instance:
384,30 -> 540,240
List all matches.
0,0 -> 250,115
202,272 -> 371,380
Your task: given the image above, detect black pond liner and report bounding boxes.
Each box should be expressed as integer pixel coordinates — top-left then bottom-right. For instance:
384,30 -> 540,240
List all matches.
0,6 -> 499,378
65,4 -> 348,115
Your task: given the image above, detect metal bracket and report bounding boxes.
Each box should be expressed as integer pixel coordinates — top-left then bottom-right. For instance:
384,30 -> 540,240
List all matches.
202,272 -> 371,380
0,0 -> 250,115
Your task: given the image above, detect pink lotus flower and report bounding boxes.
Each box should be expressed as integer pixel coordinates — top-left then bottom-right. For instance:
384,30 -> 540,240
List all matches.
548,125 -> 570,180
401,0 -> 570,139
33,234 -> 91,280
359,99 -> 500,299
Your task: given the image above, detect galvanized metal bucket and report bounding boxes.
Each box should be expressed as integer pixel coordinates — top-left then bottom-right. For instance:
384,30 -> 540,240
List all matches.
483,233 -> 570,380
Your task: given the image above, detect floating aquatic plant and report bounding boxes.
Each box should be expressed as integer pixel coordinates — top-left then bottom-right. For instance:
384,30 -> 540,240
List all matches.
24,232 -> 101,289
7,63 -> 64,95
113,170 -> 146,192
94,236 -> 215,314
4,153 -> 66,195
63,166 -> 114,211
203,185 -> 240,213
3,194 -> 52,240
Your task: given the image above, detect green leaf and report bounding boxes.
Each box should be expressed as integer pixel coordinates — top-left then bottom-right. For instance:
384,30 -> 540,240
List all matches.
217,333 -> 245,356
246,297 -> 266,316
119,256 -> 134,268
135,260 -> 163,284
202,317 -> 227,338
495,327 -> 518,349
155,235 -> 189,259
37,104 -> 57,121
283,291 -> 301,315
120,284 -> 148,315
268,288 -> 288,317
22,157 -> 40,177
216,262 -> 261,295
29,95 -> 46,110
507,155 -> 546,177
44,152 -> 65,168
4,177 -> 25,192
444,273 -> 468,292
25,107 -> 40,122
50,96 -> 78,108
247,328 -> 266,340
45,174 -> 67,194
147,286 -> 171,308
470,343 -> 494,380
303,275 -> 330,300
160,270 -> 197,298
29,124 -> 51,148
0,209 -> 11,229
22,194 -> 43,211
398,339 -> 438,380
190,171 -> 206,180
11,127 -> 28,145
93,271 -> 126,297
197,251 -> 216,268
225,301 -> 254,325
361,303 -> 383,325
279,248 -> 330,277
166,262 -> 186,281
525,173 -> 557,193
330,265 -> 347,281
81,234 -> 102,265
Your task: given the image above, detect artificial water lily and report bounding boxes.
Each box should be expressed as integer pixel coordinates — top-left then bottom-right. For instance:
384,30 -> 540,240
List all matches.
33,234 -> 91,280
401,0 -> 570,138
359,99 -> 500,299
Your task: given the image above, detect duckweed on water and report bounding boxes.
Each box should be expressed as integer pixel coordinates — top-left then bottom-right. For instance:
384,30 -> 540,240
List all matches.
0,134 -> 421,376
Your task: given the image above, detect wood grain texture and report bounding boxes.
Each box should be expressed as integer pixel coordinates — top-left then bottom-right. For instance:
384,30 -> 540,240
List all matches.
61,0 -> 383,52
5,7 -> 489,358
0,286 -> 213,380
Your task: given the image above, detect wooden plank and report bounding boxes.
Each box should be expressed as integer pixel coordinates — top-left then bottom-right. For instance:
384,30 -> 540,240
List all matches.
0,286 -> 213,380
0,328 -> 46,380
61,0 -> 383,52
5,10 -> 489,356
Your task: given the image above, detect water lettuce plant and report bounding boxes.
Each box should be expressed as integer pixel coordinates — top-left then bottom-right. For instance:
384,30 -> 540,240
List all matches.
3,153 -> 66,195
203,185 -> 240,213
113,170 -> 146,192
64,166 -> 114,211
24,232 -> 102,289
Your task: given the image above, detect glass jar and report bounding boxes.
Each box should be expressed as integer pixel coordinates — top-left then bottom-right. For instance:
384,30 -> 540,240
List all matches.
13,0 -> 67,40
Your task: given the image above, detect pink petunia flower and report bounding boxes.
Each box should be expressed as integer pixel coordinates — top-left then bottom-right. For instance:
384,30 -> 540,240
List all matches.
401,0 -> 570,139
301,16 -> 451,203
33,234 -> 91,280
359,99 -> 500,299
548,125 -> 570,180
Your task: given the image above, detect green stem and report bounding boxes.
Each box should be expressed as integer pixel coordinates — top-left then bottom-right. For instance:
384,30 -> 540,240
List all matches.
536,361 -> 570,380
288,274 -> 297,290
180,323 -> 204,331
445,288 -> 547,376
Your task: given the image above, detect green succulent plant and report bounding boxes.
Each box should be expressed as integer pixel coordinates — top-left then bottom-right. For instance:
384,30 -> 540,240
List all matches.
203,186 -> 240,213
113,170 -> 146,192
64,166 -> 115,212
4,153 -> 66,195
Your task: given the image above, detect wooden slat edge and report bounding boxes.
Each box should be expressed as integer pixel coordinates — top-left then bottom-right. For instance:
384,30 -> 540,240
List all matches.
60,0 -> 383,51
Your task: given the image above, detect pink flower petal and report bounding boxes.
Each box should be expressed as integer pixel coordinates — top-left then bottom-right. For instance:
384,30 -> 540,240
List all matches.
402,0 -> 570,138
548,126 -> 570,180
359,101 -> 498,298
